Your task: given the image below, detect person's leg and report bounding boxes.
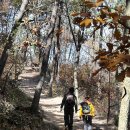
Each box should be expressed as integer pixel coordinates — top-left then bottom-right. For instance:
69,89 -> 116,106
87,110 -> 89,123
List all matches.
83,121 -> 88,130
87,124 -> 92,130
68,111 -> 73,130
64,110 -> 69,128
87,116 -> 92,130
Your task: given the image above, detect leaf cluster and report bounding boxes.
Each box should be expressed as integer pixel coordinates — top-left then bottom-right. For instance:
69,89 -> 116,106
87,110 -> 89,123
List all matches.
72,0 -> 130,82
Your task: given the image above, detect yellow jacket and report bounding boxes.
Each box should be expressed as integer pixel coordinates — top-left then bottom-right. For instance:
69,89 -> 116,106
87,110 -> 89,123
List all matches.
79,100 -> 95,118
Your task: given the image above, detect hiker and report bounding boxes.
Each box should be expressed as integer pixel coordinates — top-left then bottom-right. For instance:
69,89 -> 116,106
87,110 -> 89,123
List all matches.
79,96 -> 95,130
60,87 -> 78,130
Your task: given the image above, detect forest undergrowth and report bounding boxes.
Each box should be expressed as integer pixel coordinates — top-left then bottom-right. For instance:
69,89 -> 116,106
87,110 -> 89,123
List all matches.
0,78 -> 59,130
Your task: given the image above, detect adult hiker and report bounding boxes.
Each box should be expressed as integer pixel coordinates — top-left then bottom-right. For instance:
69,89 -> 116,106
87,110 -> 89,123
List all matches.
60,87 -> 78,130
79,96 -> 95,130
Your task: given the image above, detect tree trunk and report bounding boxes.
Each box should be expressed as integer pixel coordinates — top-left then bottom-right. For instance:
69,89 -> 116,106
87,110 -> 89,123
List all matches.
31,76 -> 44,113
48,69 -> 54,97
118,1 -> 130,129
48,1 -> 62,96
73,50 -> 80,104
118,77 -> 130,130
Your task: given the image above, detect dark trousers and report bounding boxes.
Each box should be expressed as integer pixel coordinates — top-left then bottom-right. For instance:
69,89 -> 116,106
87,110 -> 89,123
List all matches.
83,115 -> 92,124
64,109 -> 74,130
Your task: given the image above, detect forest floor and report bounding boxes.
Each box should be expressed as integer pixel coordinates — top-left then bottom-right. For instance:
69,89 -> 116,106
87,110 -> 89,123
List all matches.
18,67 -> 116,130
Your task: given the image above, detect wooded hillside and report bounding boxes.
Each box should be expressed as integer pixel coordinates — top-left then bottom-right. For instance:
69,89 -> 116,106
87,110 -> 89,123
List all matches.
0,0 -> 130,130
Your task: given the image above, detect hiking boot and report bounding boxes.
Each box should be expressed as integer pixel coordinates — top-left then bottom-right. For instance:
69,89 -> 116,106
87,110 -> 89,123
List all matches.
65,126 -> 68,130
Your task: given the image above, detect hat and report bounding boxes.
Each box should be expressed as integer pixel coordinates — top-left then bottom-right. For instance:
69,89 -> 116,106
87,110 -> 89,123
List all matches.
69,87 -> 74,93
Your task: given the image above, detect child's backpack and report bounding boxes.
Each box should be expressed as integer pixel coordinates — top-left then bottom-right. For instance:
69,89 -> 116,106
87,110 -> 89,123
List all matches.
81,102 -> 90,114
65,93 -> 75,108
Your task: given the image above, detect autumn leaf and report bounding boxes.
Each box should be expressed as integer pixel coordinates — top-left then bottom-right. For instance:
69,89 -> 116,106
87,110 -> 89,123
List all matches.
96,17 -> 105,24
91,68 -> 102,77
80,12 -> 91,17
93,19 -> 98,26
108,65 -> 118,72
114,29 -> 121,40
80,18 -> 92,27
98,59 -> 108,68
101,8 -> 109,15
92,55 -> 100,62
70,12 -> 79,16
126,67 -> 130,77
96,0 -> 104,7
109,12 -> 119,22
105,54 -> 126,72
123,55 -> 130,65
23,41 -> 29,47
100,55 -> 108,60
115,70 -> 125,82
120,16 -> 130,20
73,17 -> 83,24
84,1 -> 96,8
55,28 -> 64,36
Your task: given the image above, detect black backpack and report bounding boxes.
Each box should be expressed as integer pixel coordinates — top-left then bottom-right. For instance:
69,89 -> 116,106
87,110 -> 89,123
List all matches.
81,102 -> 90,114
65,93 -> 75,108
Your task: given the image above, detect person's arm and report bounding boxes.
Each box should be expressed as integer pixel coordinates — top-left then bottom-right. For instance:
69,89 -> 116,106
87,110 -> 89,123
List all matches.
79,105 -> 83,119
74,95 -> 78,113
60,94 -> 66,110
90,103 -> 95,117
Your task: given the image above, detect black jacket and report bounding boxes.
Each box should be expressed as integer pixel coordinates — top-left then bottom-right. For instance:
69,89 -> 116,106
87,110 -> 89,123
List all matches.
60,92 -> 78,112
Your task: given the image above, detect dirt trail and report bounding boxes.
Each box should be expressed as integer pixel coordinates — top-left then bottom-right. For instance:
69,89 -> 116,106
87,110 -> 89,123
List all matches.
19,68 -> 115,130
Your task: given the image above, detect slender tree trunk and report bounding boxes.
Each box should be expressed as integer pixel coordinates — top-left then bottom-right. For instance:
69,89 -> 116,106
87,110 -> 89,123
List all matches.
118,77 -> 130,130
48,1 -> 62,96
48,68 -> 54,97
31,76 -> 44,113
74,50 -> 80,103
118,1 -> 130,129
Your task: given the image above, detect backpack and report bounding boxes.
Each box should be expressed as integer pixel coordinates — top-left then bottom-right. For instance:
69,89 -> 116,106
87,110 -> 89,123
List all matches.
81,102 -> 90,114
65,93 -> 75,108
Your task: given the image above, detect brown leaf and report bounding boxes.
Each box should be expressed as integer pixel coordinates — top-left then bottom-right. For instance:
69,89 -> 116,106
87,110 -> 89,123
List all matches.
101,8 -> 109,15
84,1 -> 96,8
70,12 -> 79,16
100,55 -> 108,60
98,59 -> 108,68
114,29 -> 121,40
93,19 -> 98,26
55,28 -> 64,36
115,70 -> 125,82
92,55 -> 100,62
91,68 -> 102,77
96,0 -> 104,7
109,12 -> 119,22
80,18 -> 92,27
120,16 -> 130,20
126,67 -> 130,77
106,54 -> 125,71
80,12 -> 91,17
73,17 -> 83,24
108,65 -> 118,72
124,55 -> 130,65
96,17 -> 105,24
